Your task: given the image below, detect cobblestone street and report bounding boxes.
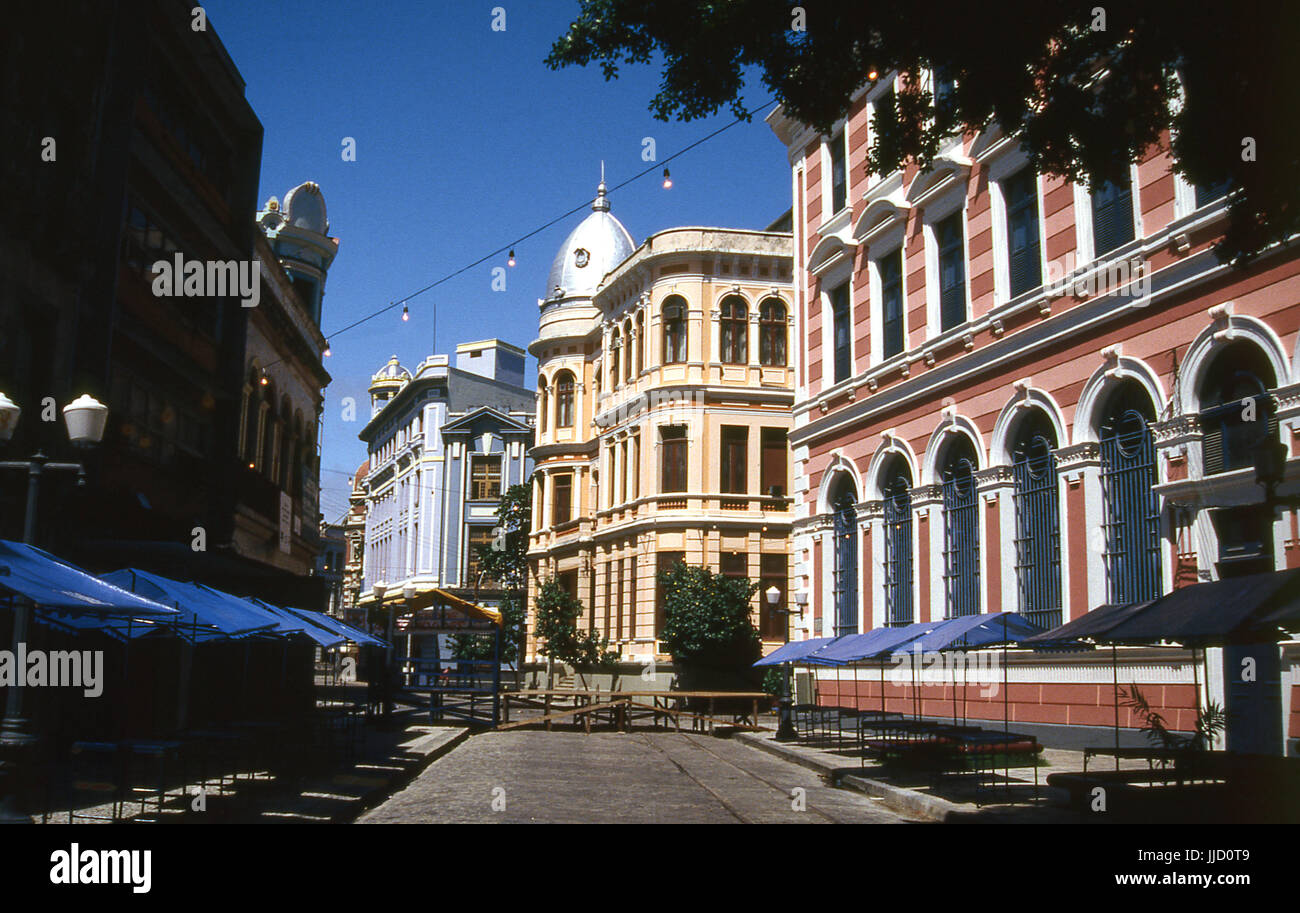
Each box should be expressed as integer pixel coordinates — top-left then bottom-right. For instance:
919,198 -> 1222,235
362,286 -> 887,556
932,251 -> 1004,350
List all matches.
357,730 -> 918,824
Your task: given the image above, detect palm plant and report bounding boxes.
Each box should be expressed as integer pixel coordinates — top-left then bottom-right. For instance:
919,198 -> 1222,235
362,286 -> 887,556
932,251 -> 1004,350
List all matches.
1122,684 -> 1227,751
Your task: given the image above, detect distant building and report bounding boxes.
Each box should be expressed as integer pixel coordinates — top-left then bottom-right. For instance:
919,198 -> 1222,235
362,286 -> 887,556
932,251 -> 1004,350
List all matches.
316,522 -> 346,616
526,181 -> 795,663
357,340 -> 535,610
342,460 -> 369,624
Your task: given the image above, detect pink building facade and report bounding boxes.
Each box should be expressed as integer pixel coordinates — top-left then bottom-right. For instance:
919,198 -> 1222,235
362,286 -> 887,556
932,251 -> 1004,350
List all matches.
768,73 -> 1300,751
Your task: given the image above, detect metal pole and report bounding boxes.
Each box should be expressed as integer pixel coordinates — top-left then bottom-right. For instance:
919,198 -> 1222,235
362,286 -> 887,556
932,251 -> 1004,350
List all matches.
1112,644 -> 1120,772
383,599 -> 396,720
22,454 -> 43,544
0,456 -> 46,823
775,604 -> 796,742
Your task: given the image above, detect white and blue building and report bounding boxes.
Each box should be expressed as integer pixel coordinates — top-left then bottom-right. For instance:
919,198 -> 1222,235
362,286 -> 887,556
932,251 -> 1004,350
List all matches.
357,339 -> 534,609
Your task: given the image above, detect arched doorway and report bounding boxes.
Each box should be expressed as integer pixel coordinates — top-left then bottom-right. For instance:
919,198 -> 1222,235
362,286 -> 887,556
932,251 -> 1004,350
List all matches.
1099,380 -> 1162,604
940,436 -> 980,618
880,457 -> 913,627
829,474 -> 859,634
1011,410 -> 1061,629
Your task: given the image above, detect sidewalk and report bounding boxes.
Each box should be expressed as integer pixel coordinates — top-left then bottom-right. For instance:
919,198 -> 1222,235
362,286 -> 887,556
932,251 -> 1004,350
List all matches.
37,715 -> 469,824
731,727 -> 1106,822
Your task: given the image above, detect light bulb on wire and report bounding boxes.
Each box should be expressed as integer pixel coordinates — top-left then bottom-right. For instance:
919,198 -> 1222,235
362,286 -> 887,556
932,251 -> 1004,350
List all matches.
402,303 -> 409,322
323,341 -> 331,357
508,249 -> 516,267
662,167 -> 672,189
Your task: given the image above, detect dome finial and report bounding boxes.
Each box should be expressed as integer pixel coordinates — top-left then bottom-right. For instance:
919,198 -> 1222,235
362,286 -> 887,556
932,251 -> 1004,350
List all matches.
593,161 -> 610,212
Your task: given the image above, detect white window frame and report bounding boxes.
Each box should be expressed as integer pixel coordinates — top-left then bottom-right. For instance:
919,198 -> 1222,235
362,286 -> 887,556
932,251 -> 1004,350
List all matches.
821,126 -> 850,224
869,225 -> 907,367
1074,162 -> 1144,267
988,148 -> 1047,306
922,187 -> 970,341
820,260 -> 854,389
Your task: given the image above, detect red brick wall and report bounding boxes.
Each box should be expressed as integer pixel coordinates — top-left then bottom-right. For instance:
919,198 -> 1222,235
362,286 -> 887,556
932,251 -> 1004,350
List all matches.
816,675 -> 1202,732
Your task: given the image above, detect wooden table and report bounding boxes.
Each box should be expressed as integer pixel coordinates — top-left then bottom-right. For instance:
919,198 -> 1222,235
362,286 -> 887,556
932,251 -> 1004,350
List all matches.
501,690 -> 769,733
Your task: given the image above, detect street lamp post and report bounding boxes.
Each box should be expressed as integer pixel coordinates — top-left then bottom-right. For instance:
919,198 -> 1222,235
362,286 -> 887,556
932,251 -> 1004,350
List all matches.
0,392 -> 109,823
1254,437 -> 1300,511
390,583 -> 415,719
766,584 -> 802,743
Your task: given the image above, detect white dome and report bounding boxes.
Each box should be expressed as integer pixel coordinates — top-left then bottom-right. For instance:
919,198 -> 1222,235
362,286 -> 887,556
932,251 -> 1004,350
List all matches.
545,182 -> 634,302
285,181 -> 328,234
370,355 -> 411,385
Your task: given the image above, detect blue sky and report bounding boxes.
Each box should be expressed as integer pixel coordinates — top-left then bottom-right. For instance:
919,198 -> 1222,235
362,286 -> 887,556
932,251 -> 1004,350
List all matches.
206,1 -> 792,522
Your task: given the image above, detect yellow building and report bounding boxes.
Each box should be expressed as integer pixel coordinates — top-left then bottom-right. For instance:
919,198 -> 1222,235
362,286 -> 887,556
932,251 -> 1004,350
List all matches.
527,181 -> 795,663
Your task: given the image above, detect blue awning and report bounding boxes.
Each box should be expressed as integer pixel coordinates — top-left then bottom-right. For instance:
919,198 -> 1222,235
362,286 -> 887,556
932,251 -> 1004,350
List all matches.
0,540 -> 178,617
34,610 -> 175,642
811,621 -> 938,664
280,606 -> 388,648
753,636 -> 839,666
101,569 -> 280,640
890,612 -> 1044,654
248,599 -> 347,648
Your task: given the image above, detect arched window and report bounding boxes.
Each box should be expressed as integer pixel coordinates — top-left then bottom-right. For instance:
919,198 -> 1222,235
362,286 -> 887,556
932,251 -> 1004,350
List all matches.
941,436 -> 980,618
538,383 -> 548,433
609,326 -> 621,387
241,367 -> 259,464
663,296 -> 688,364
636,311 -> 645,374
280,409 -> 298,493
1099,382 -> 1161,604
830,474 -> 859,634
623,319 -> 634,385
1198,340 -> 1278,474
1011,412 -> 1061,629
271,396 -> 290,486
259,381 -> 277,476
881,458 -> 913,627
719,295 -> 747,364
759,298 -> 787,366
555,371 -> 575,428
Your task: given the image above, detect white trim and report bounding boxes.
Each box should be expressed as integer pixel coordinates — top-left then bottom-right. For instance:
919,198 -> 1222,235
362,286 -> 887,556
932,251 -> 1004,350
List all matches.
989,386 -> 1070,464
817,452 -> 862,514
1177,312 -> 1293,414
865,435 -> 920,500
921,414 -> 987,486
923,198 -> 971,343
1072,354 -> 1169,445
870,241 -> 907,367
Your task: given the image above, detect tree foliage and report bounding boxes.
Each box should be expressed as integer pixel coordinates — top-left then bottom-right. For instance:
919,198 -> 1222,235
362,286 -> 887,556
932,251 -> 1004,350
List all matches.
453,483 -> 531,661
547,0 -> 1298,264
658,561 -> 761,671
533,577 -> 618,672
473,483 -> 531,593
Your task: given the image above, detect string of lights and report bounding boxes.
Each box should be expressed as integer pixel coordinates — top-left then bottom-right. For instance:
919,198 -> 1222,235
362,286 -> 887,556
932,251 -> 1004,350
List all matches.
257,97 -> 775,375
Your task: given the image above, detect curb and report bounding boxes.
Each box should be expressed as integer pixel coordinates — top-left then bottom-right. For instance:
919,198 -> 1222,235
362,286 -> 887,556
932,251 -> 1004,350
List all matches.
345,726 -> 472,822
732,730 -> 964,822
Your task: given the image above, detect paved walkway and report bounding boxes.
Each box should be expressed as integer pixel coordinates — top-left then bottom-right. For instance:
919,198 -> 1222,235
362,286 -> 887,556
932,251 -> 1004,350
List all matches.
357,730 -> 918,823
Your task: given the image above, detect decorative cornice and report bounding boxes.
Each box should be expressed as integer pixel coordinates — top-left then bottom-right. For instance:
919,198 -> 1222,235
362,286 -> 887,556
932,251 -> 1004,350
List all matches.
1151,414 -> 1201,445
974,465 -> 1015,488
1055,441 -> 1101,469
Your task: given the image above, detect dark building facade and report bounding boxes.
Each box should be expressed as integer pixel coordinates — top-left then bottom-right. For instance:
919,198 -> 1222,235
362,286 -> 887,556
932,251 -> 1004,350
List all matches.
1,1 -> 329,607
